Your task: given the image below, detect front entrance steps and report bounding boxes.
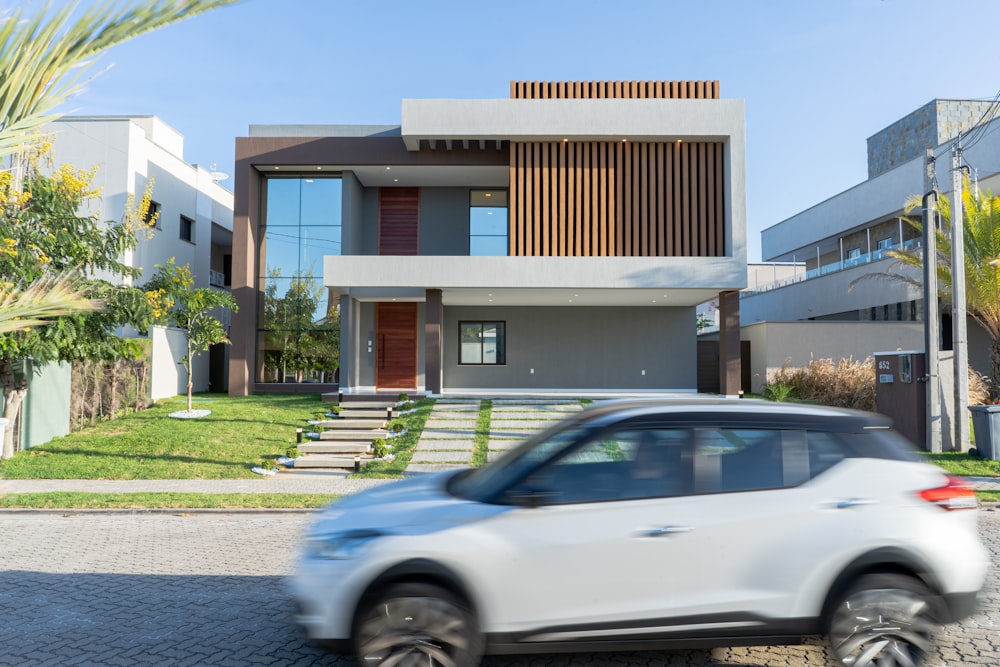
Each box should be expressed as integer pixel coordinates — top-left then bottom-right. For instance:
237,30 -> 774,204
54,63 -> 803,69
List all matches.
295,399 -> 396,470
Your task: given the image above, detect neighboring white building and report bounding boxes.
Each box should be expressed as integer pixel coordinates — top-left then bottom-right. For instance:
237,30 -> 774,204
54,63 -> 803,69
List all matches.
742,100 -> 1000,377
747,100 -> 1000,327
48,116 -> 235,397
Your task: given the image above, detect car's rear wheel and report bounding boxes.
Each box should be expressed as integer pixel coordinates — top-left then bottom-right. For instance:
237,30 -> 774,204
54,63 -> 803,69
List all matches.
827,573 -> 941,667
352,582 -> 483,667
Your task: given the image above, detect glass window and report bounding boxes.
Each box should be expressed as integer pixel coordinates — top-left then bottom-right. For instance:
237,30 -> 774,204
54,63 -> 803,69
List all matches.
695,428 -> 787,493
470,190 -> 507,256
180,215 -> 194,243
460,321 -> 505,365
258,176 -> 342,383
514,428 -> 694,505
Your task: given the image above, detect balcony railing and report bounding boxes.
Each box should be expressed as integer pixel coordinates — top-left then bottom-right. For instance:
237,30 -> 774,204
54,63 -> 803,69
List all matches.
742,238 -> 923,298
210,269 -> 228,288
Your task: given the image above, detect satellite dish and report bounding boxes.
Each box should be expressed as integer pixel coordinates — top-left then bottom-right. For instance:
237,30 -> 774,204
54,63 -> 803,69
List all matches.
209,163 -> 229,183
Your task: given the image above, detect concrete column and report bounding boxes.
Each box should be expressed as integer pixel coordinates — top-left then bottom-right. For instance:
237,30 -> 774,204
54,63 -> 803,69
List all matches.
227,157 -> 258,396
425,289 -> 443,396
718,290 -> 741,397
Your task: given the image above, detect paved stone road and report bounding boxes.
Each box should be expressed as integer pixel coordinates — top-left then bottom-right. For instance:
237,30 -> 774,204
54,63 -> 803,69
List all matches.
0,508 -> 997,666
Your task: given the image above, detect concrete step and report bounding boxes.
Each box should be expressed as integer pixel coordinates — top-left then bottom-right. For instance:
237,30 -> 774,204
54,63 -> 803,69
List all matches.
314,429 -> 388,441
293,455 -> 370,469
321,418 -> 386,429
298,442 -> 371,455
338,401 -> 397,409
337,409 -> 394,419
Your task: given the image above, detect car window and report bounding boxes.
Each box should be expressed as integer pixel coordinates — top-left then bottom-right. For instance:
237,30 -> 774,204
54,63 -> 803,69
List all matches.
511,428 -> 693,505
693,428 -> 849,493
695,428 -> 790,493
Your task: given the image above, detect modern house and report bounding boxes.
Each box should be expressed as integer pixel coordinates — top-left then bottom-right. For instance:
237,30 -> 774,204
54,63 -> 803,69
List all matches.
228,81 -> 747,397
741,99 -> 1000,386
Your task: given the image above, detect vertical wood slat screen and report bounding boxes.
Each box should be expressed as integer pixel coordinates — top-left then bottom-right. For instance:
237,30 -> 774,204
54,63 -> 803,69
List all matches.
510,142 -> 724,257
510,80 -> 720,99
378,187 -> 420,256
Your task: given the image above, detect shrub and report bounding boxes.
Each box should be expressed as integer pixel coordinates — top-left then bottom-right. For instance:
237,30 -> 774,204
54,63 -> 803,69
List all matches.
763,383 -> 795,402
397,393 -> 410,402
390,422 -> 405,433
770,357 -> 875,411
371,438 -> 388,458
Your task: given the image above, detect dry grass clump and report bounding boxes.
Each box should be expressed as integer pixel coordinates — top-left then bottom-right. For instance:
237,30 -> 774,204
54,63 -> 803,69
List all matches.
969,369 -> 991,406
768,357 -> 992,411
769,357 -> 876,411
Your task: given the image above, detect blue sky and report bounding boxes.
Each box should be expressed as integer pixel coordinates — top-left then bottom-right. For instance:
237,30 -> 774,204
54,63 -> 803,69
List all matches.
36,0 -> 1000,261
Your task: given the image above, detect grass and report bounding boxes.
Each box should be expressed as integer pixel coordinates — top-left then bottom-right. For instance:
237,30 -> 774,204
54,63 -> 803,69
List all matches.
0,492 -> 339,509
0,393 -> 328,480
924,452 -> 1000,478
349,398 -> 435,478
471,400 -> 491,467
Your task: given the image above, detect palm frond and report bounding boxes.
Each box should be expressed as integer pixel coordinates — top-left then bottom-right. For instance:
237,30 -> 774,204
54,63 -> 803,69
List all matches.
0,272 -> 102,332
0,0 -> 239,157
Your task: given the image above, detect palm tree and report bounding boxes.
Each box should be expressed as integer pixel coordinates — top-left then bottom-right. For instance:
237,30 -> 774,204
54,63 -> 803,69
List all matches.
888,183 -> 1000,395
0,0 -> 238,159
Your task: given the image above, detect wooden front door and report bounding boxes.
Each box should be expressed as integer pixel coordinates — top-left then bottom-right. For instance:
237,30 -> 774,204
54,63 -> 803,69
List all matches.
376,302 -> 417,390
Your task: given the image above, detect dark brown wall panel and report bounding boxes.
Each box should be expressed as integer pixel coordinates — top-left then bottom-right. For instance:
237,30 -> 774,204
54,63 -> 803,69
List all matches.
378,188 -> 419,256
510,140 -> 725,258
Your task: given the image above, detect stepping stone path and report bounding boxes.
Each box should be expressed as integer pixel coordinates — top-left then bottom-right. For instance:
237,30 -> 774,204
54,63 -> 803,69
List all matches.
404,398 -> 585,475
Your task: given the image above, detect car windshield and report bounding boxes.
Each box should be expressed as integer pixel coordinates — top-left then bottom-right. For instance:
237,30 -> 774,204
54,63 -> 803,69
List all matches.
447,422 -> 598,502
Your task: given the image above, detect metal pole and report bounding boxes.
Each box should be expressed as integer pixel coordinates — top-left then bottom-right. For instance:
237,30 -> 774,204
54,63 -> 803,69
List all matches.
924,149 -> 942,453
951,141 -> 970,451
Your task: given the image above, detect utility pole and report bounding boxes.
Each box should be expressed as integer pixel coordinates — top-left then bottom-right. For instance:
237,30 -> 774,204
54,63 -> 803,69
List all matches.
924,148 -> 942,453
952,138 -> 970,451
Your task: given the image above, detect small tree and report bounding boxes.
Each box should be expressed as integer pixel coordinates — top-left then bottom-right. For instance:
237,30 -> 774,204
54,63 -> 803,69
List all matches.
145,259 -> 237,413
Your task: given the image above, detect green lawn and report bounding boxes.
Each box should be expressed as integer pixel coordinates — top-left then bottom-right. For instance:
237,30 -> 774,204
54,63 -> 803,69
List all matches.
0,393 -> 328,479
924,452 -> 1000,478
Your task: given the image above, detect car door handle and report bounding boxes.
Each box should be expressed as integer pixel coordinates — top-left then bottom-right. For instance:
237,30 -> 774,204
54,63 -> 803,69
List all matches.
638,525 -> 693,538
825,498 -> 878,510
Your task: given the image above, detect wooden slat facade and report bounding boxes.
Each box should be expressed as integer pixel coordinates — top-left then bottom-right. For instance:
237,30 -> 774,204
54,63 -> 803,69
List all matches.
510,80 -> 720,100
507,80 -> 725,258
378,187 -> 420,256
509,141 -> 724,257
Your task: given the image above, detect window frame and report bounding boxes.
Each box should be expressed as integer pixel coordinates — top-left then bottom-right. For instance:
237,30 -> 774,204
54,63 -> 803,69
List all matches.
179,214 -> 195,244
469,189 -> 509,257
458,320 -> 506,366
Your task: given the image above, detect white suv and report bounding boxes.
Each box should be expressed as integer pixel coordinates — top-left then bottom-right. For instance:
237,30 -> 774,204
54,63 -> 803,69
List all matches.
291,399 -> 988,667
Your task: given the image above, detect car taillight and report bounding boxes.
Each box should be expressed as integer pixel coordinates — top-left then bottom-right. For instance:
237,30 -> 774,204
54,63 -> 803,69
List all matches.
918,476 -> 978,510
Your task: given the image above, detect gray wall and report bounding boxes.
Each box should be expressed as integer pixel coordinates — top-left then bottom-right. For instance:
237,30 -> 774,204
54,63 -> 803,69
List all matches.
341,172 -> 364,255
443,306 -> 695,391
420,188 -> 472,255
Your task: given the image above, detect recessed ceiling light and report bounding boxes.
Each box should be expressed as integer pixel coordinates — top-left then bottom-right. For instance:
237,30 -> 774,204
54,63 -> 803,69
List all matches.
274,166 -> 280,170
485,193 -> 492,197
393,178 -> 398,182
386,166 -> 391,170
316,166 -> 322,170
651,299 -> 657,303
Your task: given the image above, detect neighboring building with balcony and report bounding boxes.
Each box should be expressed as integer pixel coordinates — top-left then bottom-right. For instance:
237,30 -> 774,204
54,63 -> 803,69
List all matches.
747,99 -> 1000,326
740,100 -> 1000,390
48,116 -> 235,396
228,80 -> 747,397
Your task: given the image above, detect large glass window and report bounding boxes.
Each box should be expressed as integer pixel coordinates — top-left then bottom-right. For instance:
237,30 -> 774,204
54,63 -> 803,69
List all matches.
459,321 -> 505,365
470,190 -> 508,256
258,177 -> 342,384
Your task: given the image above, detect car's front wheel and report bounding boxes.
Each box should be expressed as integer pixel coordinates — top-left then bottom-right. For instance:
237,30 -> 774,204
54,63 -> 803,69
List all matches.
827,573 -> 942,667
352,582 -> 484,667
